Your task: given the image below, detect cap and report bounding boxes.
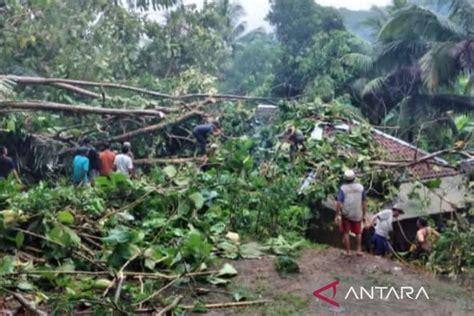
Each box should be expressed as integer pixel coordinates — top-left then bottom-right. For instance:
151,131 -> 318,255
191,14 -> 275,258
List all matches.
392,203 -> 405,214
123,142 -> 131,147
344,169 -> 356,181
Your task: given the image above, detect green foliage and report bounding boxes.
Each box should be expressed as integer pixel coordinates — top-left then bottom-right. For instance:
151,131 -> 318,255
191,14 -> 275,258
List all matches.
274,256 -> 300,275
425,218 -> 474,277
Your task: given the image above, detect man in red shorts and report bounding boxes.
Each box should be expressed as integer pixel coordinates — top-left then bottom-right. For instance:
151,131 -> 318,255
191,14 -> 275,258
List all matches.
335,170 -> 367,256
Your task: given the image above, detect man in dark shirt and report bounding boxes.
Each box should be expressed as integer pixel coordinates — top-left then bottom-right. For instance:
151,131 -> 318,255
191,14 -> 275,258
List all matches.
0,145 -> 21,183
83,139 -> 100,186
192,122 -> 221,156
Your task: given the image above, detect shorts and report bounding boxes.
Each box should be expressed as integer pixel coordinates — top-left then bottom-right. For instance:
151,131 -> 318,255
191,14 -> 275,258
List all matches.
339,217 -> 362,234
372,233 -> 389,256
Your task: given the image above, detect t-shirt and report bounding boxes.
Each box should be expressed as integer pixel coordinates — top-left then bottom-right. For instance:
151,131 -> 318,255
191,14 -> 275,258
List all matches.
0,156 -> 15,178
99,150 -> 116,176
374,209 -> 393,238
337,183 -> 366,221
114,154 -> 133,176
193,124 -> 216,138
73,155 -> 89,184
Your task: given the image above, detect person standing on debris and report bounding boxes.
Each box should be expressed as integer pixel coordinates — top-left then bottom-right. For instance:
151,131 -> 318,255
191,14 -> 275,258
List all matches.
0,145 -> 21,183
114,145 -> 135,178
83,139 -> 100,186
123,142 -> 135,160
280,125 -> 306,159
192,121 -> 221,156
413,218 -> 440,257
370,204 -> 405,257
99,142 -> 116,177
335,170 -> 367,256
73,147 -> 90,186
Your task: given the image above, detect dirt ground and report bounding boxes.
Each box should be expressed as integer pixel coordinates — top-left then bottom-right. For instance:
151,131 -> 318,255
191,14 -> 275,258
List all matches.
199,248 -> 473,316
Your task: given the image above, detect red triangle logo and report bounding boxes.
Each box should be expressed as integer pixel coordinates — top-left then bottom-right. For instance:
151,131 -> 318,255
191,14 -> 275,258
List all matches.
313,280 -> 340,307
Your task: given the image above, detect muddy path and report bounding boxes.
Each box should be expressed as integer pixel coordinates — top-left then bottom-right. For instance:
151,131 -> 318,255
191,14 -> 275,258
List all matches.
199,248 -> 473,316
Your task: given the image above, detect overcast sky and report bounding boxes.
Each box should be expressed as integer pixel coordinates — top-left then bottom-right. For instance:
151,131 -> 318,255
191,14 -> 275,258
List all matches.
180,0 -> 392,30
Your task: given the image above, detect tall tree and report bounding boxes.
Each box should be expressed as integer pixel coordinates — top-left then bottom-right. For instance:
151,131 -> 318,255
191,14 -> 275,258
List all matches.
266,0 -> 345,97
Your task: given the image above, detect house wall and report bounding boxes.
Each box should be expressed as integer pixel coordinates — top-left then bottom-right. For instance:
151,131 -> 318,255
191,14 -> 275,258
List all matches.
397,175 -> 467,221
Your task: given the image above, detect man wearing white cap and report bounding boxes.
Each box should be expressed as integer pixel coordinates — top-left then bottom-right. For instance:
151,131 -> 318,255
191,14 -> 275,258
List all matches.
371,204 -> 405,257
335,169 -> 367,256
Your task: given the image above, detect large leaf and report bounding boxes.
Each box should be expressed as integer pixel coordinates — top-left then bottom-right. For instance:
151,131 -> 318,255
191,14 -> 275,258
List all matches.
216,263 -> 238,278
0,256 -> 16,275
189,192 -> 205,210
57,210 -> 74,225
379,5 -> 465,42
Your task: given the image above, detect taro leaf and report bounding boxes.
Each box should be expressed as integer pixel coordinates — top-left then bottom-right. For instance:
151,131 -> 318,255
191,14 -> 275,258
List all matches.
189,192 -> 205,210
47,225 -> 80,247
17,281 -> 34,291
163,165 -> 177,178
216,263 -> 238,278
143,246 -> 169,270
182,230 -> 211,261
217,241 -> 239,259
0,255 -> 16,275
424,178 -> 442,189
15,231 -> 25,248
103,228 -> 131,244
57,210 -> 74,225
210,222 -> 226,234
232,291 -> 246,302
240,242 -> 264,259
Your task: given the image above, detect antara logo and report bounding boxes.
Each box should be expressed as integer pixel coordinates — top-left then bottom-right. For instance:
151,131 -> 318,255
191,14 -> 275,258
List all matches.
313,280 -> 430,307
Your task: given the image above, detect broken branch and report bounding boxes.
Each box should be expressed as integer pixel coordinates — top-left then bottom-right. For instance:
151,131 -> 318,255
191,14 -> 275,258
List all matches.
155,295 -> 183,316
3,75 -> 290,102
0,100 -> 165,117
182,299 -> 272,310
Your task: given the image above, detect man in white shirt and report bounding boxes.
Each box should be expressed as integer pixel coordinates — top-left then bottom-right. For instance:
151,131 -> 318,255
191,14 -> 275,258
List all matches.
370,204 -> 405,256
114,145 -> 134,178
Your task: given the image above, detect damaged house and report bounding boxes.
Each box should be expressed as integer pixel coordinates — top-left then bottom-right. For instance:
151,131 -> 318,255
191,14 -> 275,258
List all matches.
305,123 -> 468,251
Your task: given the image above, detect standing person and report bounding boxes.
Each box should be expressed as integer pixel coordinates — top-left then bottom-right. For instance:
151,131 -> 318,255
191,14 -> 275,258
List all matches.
371,204 -> 405,257
335,170 -> 367,256
123,142 -> 135,160
83,139 -> 99,186
413,218 -> 440,257
281,125 -> 306,159
73,147 -> 90,186
192,121 -> 221,156
0,145 -> 21,183
99,143 -> 116,177
114,145 -> 134,178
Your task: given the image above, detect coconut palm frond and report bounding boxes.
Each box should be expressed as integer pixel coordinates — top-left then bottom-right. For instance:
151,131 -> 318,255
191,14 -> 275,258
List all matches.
0,78 -> 16,100
362,76 -> 387,97
340,53 -> 374,73
449,0 -> 474,33
379,5 -> 465,42
420,42 -> 459,92
376,39 -> 430,70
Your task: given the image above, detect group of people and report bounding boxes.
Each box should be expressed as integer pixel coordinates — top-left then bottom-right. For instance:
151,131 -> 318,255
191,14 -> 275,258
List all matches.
335,169 -> 439,258
72,140 -> 135,186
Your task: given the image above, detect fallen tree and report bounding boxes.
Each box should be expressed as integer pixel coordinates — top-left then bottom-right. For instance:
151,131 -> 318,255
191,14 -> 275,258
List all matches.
2,75 -> 291,102
0,100 -> 166,117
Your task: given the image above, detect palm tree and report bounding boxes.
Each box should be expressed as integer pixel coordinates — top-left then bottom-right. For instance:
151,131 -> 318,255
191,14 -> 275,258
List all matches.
344,0 -> 474,146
